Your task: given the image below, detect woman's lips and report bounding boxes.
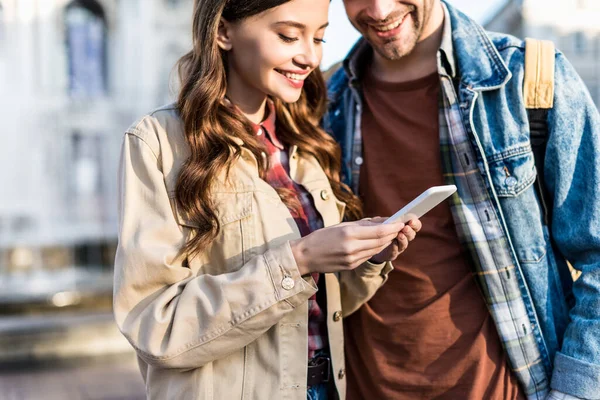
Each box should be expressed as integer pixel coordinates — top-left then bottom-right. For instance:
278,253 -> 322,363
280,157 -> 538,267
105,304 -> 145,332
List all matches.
275,69 -> 308,89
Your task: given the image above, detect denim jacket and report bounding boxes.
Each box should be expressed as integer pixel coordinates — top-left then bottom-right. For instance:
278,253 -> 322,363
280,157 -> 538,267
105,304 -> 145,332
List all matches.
324,2 -> 600,399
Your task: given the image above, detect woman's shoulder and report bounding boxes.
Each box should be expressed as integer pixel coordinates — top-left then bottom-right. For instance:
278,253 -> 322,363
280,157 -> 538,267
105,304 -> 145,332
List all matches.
125,103 -> 187,160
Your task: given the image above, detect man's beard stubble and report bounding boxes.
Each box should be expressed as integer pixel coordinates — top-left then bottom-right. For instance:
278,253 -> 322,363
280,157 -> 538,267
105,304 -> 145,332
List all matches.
357,5 -> 423,61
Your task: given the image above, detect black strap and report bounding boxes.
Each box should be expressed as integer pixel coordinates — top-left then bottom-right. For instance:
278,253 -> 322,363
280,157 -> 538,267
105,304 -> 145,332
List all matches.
527,108 -> 552,226
307,356 -> 331,387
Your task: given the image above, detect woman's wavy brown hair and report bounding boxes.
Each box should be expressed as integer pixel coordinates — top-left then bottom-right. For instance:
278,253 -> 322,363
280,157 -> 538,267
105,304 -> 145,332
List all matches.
176,0 -> 362,257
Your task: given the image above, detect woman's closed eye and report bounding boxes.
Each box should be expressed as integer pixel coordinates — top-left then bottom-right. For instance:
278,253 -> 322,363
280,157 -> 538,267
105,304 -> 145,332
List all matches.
278,33 -> 298,43
278,33 -> 326,45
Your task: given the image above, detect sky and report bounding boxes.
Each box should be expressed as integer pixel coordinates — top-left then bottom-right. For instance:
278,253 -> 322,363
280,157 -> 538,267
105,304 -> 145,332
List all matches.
321,0 -> 508,69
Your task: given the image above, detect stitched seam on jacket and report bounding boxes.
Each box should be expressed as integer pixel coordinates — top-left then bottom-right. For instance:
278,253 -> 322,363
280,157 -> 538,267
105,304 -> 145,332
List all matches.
125,131 -> 159,160
129,297 -> 279,362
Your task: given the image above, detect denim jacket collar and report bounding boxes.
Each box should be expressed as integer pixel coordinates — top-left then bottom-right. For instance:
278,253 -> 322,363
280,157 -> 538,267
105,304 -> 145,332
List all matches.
342,1 -> 512,91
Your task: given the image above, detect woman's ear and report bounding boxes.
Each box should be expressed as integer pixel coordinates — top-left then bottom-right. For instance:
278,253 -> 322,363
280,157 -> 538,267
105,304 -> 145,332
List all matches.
216,18 -> 233,51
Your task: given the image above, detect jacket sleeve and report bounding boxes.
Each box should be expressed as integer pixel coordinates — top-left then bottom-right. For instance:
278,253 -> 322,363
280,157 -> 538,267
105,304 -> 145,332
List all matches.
338,261 -> 394,317
547,52 -> 600,398
113,132 -> 317,370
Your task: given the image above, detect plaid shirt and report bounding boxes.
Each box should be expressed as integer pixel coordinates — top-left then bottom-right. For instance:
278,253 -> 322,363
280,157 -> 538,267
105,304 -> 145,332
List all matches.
346,6 -> 555,399
250,101 -> 327,359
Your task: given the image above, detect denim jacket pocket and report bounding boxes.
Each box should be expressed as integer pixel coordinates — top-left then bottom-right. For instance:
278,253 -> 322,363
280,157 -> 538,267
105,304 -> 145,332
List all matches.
488,145 -> 547,264
488,145 -> 537,198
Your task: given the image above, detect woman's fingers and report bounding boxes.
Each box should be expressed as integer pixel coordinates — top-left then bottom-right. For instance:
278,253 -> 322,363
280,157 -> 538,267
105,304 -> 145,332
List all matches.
396,232 -> 409,253
347,219 -> 405,240
349,232 -> 398,253
401,226 -> 417,242
353,240 -> 396,267
407,218 -> 422,233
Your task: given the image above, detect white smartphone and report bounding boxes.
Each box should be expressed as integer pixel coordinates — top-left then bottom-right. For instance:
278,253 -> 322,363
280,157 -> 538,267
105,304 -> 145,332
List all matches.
383,185 -> 457,225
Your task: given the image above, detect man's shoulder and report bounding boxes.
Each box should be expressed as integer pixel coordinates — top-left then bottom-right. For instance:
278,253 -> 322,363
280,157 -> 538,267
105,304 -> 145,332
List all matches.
486,31 -> 526,53
324,61 -> 350,104
484,31 -> 563,63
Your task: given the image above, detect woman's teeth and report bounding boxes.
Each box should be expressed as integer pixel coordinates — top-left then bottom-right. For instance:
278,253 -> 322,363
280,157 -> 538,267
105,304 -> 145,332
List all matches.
278,70 -> 306,81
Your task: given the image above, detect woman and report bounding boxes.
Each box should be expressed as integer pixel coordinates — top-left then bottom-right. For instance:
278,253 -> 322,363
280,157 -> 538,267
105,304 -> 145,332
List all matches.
113,0 -> 421,399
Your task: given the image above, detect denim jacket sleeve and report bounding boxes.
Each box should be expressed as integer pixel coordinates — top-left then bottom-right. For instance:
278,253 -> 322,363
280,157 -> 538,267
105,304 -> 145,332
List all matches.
546,52 -> 600,398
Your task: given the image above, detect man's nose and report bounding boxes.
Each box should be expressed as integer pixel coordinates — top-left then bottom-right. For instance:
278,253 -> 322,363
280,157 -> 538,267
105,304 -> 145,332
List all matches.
365,0 -> 396,21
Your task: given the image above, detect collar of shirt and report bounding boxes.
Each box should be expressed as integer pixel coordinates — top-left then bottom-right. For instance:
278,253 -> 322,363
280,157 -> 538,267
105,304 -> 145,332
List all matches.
438,2 -> 457,79
249,100 -> 285,151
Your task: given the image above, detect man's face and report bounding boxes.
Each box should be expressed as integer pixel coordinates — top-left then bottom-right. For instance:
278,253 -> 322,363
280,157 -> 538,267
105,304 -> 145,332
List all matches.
343,0 -> 436,60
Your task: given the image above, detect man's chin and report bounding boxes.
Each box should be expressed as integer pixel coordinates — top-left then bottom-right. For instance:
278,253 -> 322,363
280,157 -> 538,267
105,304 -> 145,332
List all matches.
366,32 -> 418,61
373,42 -> 415,61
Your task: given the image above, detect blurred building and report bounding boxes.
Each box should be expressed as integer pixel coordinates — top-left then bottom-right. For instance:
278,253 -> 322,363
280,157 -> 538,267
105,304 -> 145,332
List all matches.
0,0 -> 192,364
485,0 -> 600,106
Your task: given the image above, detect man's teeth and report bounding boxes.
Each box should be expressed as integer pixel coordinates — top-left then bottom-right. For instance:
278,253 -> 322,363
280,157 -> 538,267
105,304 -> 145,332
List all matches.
374,17 -> 405,32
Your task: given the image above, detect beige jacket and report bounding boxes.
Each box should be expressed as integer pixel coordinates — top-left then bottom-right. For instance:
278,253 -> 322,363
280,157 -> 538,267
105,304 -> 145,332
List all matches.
113,105 -> 393,400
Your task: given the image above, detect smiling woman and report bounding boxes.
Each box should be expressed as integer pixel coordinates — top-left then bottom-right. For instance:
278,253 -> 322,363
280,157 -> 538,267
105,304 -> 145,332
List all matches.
113,0 -> 418,399
175,0 -> 360,255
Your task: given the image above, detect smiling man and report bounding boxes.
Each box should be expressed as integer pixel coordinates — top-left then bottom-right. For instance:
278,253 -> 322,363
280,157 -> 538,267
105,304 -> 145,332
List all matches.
324,0 -> 600,399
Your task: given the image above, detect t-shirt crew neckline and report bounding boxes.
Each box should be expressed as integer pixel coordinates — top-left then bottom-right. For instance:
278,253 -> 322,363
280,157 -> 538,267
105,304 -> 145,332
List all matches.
364,68 -> 439,92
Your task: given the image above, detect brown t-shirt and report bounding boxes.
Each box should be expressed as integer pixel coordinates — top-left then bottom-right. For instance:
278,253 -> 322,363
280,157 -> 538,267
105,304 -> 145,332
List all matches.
344,70 -> 525,400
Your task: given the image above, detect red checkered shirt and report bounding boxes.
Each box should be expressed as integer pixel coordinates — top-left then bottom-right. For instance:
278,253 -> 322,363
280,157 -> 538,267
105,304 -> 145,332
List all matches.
250,101 -> 327,359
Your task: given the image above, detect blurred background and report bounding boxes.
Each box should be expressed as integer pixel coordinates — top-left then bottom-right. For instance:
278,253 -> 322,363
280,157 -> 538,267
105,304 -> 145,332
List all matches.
0,0 -> 598,398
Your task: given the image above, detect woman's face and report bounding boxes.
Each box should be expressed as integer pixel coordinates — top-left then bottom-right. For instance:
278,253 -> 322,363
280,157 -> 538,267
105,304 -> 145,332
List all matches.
218,0 -> 330,107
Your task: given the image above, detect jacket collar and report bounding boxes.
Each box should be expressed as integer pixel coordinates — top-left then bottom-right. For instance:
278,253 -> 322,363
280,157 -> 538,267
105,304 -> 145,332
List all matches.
224,98 -> 282,148
343,0 -> 511,91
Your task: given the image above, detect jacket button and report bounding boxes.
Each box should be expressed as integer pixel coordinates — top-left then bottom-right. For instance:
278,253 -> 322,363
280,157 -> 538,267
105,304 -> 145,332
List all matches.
320,190 -> 330,201
281,276 -> 295,290
333,311 -> 342,322
354,157 -> 363,166
505,176 -> 518,187
338,369 -> 346,379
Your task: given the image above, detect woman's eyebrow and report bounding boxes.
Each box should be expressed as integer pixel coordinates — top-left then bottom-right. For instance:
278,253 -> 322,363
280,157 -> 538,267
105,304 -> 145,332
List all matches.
273,21 -> 329,30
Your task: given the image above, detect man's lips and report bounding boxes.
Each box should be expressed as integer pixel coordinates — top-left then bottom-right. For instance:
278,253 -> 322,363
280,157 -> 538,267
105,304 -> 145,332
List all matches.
367,13 -> 411,38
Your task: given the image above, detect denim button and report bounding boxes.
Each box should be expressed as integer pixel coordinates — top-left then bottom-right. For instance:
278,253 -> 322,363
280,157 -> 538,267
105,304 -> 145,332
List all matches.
355,157 -> 363,166
334,109 -> 341,117
505,176 -> 518,187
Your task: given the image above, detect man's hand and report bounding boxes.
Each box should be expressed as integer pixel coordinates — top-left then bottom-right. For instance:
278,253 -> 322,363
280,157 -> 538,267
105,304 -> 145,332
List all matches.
369,218 -> 422,264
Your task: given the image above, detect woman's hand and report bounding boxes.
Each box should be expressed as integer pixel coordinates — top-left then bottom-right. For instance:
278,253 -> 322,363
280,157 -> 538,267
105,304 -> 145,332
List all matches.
369,218 -> 422,264
290,218 -> 406,276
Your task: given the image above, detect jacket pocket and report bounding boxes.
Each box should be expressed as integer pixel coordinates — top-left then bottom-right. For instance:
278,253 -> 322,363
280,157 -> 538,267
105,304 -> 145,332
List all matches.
488,146 -> 546,264
171,191 -> 254,274
488,145 -> 537,198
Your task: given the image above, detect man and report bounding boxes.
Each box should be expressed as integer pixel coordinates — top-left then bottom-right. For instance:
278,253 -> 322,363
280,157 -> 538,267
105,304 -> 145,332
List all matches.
324,1 -> 600,399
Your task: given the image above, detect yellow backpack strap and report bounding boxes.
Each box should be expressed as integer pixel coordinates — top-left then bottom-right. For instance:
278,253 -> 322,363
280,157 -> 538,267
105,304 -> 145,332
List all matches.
524,38 -> 555,109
